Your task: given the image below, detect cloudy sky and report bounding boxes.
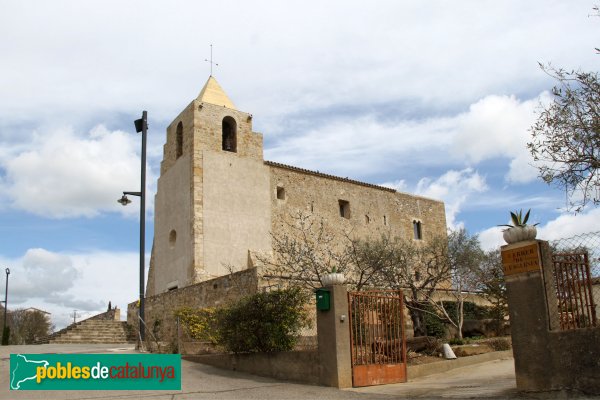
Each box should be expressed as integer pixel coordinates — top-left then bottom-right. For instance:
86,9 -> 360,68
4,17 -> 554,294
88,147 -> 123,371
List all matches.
1,0 -> 598,329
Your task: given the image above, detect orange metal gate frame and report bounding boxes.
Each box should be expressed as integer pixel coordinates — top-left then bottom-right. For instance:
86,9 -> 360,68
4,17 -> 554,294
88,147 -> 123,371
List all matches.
348,290 -> 407,387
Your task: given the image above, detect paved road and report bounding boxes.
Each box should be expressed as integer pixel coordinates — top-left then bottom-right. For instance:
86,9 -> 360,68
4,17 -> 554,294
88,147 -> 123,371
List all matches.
1,344 -> 391,400
349,357 -> 518,399
0,343 -> 572,400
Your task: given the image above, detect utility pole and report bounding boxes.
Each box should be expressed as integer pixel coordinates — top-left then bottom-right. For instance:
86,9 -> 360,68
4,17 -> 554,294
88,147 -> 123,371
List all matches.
2,268 -> 10,345
70,310 -> 81,324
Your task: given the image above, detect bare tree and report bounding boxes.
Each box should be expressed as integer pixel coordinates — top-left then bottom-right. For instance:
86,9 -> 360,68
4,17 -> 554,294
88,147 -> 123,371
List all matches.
259,212 -> 482,338
344,232 -> 399,291
258,211 -> 351,290
259,212 -> 397,292
528,65 -> 600,212
378,235 -> 451,337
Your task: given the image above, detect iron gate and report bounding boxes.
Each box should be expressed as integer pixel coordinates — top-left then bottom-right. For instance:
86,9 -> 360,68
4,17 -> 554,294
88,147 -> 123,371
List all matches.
348,290 -> 407,387
551,252 -> 597,330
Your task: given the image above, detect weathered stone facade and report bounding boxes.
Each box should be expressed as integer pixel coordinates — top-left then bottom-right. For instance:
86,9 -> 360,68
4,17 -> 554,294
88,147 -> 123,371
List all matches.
129,267 -> 260,345
268,161 -> 446,247
146,76 -> 448,297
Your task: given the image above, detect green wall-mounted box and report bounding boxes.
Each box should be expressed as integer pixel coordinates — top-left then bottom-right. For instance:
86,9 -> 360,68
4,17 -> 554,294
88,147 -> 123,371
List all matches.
315,289 -> 330,311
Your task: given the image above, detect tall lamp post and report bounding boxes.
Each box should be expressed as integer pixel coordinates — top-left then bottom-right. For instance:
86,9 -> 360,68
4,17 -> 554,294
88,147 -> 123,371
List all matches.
118,110 -> 147,342
2,268 -> 10,345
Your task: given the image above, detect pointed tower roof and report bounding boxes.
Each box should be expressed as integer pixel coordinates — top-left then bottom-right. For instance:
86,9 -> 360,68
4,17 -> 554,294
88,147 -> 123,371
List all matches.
196,76 -> 236,109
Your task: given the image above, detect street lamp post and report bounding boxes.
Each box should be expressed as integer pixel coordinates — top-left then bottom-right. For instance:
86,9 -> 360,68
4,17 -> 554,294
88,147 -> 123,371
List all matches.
2,268 -> 10,345
118,110 -> 148,342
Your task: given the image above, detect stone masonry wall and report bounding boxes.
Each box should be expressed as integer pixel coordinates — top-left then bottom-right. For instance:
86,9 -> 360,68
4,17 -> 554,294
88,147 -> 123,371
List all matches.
128,267 -> 259,347
268,162 -> 447,250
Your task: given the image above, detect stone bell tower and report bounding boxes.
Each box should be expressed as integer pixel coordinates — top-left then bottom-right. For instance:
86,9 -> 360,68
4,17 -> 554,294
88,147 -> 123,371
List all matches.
146,76 -> 272,296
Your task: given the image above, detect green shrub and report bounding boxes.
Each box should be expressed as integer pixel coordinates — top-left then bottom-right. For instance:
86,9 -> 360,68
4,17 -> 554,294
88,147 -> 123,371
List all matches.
174,307 -> 218,343
215,287 -> 310,353
485,337 -> 512,351
423,306 -> 447,338
448,337 -> 464,345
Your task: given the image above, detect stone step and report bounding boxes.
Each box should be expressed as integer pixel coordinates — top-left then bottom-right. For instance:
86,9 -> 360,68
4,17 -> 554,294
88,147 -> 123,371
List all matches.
69,329 -> 126,334
49,317 -> 133,345
59,334 -> 128,340
53,339 -> 135,344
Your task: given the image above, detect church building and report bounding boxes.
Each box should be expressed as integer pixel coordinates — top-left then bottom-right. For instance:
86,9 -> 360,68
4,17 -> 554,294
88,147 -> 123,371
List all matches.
145,76 -> 447,296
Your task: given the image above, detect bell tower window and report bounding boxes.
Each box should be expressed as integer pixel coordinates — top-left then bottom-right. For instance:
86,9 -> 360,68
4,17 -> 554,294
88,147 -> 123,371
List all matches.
222,116 -> 237,152
176,122 -> 183,159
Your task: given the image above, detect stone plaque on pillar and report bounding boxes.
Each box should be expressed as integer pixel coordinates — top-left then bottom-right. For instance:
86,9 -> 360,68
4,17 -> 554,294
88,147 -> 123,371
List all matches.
501,241 -> 542,276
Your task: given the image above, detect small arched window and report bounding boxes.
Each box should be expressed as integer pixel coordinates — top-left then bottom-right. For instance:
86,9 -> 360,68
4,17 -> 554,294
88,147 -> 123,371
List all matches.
176,122 -> 183,159
222,116 -> 237,152
413,220 -> 422,240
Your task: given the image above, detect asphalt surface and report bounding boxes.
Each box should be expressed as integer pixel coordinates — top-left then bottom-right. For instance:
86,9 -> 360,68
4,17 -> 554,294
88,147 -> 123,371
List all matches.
0,343 -> 584,400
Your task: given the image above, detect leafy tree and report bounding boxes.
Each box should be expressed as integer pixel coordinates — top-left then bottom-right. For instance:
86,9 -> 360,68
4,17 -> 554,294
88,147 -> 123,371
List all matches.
474,249 -> 508,327
7,309 -> 54,344
427,229 -> 484,339
528,64 -> 600,212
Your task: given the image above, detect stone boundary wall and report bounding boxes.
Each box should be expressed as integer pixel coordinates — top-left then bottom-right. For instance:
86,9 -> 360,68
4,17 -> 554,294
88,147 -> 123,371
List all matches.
89,308 -> 120,321
128,268 -> 259,346
184,351 -> 321,385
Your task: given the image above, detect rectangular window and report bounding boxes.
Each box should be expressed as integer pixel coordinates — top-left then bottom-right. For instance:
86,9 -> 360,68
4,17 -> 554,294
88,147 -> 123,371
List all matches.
276,186 -> 285,200
413,220 -> 422,240
339,200 -> 350,219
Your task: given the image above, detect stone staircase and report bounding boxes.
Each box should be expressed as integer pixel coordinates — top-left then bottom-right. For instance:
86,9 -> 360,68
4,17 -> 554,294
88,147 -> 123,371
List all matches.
49,319 -> 135,344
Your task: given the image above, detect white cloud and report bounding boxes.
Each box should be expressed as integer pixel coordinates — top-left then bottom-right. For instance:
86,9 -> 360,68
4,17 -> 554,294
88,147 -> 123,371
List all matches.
380,180 -> 408,192
450,92 -> 559,185
0,1 -> 596,127
478,226 -> 506,251
478,208 -> 600,251
415,168 -> 488,230
266,115 -> 455,176
537,208 -> 600,241
0,125 -> 155,218
10,248 -> 78,301
265,93 -> 549,185
0,249 -> 141,330
452,95 -> 537,162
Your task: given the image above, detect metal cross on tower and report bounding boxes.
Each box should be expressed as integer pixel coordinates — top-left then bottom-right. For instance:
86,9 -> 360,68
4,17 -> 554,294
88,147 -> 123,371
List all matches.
205,44 -> 219,76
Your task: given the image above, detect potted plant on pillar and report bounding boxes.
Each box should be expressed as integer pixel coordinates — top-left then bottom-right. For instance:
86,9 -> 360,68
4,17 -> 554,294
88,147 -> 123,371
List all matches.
321,267 -> 345,286
499,209 -> 539,244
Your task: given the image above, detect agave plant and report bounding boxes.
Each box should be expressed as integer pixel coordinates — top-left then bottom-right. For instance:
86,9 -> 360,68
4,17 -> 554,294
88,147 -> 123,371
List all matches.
499,209 -> 539,244
498,209 -> 539,229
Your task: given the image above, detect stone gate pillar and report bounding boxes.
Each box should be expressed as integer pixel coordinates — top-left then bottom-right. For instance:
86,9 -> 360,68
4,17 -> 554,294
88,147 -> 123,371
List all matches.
316,284 -> 352,388
502,239 -> 600,395
501,240 -> 554,391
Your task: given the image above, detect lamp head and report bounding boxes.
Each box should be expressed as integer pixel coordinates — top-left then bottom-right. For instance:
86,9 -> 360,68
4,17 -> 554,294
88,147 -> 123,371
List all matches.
5,268 -> 9,275
134,119 -> 143,133
118,195 -> 132,206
